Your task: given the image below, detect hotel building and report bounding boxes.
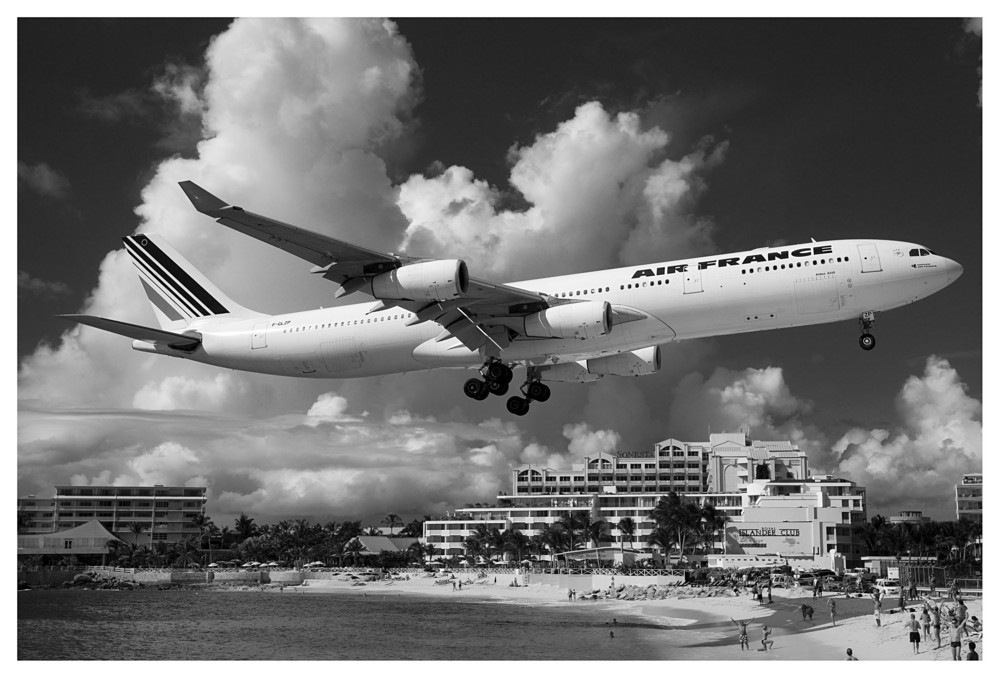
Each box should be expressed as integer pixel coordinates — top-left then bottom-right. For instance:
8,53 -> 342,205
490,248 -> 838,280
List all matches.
955,473 -> 983,522
17,484 -> 207,545
424,430 -> 868,568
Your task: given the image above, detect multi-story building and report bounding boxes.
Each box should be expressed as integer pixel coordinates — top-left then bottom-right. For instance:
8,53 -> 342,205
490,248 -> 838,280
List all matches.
425,430 -> 867,567
889,510 -> 931,525
510,429 -> 809,497
956,473 -> 983,522
17,484 -> 207,545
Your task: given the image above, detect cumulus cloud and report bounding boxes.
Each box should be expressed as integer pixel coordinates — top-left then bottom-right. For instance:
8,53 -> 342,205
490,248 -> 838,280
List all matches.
18,395 -> 537,525
830,356 -> 981,517
397,101 -> 725,280
18,270 -> 71,298
18,161 -> 71,199
16,19 -> 732,525
962,18 -> 982,107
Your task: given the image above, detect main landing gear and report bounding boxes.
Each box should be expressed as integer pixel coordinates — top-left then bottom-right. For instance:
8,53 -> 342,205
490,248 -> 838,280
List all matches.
463,360 -> 514,401
858,310 -> 877,351
505,368 -> 551,417
462,362 -> 552,416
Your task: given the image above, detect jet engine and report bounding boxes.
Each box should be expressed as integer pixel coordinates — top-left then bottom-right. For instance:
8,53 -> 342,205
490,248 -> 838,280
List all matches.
587,346 -> 661,377
368,260 -> 469,301
522,301 -> 612,340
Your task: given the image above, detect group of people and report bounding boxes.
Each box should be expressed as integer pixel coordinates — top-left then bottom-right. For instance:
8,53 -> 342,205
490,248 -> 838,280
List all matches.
894,593 -> 982,659
730,617 -> 773,652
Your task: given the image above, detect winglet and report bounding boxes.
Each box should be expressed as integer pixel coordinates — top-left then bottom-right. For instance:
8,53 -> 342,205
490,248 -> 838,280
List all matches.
179,181 -> 230,216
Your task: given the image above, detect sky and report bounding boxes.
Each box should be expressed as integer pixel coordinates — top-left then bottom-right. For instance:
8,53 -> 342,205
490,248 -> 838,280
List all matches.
16,16 -> 984,528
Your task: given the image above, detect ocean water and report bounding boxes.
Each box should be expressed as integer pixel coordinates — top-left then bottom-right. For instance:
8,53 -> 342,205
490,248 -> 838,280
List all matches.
18,589 -> 677,660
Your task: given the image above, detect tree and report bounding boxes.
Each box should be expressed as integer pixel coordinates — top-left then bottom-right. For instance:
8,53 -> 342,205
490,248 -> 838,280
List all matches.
364,526 -> 383,536
191,513 -> 217,564
617,517 -> 637,551
382,513 -> 402,536
234,513 -> 257,544
649,493 -> 702,562
344,538 -> 364,566
127,521 -> 146,546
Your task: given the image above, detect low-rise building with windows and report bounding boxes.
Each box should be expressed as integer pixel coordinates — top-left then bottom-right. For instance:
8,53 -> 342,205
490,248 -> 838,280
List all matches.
17,484 -> 207,545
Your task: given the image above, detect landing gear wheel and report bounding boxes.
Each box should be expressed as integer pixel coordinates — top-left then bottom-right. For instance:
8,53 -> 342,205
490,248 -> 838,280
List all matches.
859,333 -> 876,351
526,381 -> 550,401
464,378 -> 489,400
506,396 -> 530,416
485,362 -> 508,383
488,380 -> 510,396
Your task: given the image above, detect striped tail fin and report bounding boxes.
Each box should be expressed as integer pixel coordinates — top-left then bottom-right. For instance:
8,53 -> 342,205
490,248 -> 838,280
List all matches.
123,233 -> 256,331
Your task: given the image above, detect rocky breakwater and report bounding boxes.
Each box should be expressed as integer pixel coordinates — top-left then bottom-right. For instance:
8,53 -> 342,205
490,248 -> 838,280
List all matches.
579,584 -> 742,602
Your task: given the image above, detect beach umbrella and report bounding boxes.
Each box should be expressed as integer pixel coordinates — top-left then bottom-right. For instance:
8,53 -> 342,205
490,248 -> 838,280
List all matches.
208,563 -> 219,568
242,562 -> 254,567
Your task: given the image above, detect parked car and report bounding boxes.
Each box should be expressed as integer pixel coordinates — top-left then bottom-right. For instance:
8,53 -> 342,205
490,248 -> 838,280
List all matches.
874,578 -> 901,598
770,574 -> 792,588
795,573 -> 818,588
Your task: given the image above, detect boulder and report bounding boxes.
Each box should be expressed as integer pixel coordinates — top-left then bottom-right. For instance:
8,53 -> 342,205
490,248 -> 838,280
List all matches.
73,574 -> 92,585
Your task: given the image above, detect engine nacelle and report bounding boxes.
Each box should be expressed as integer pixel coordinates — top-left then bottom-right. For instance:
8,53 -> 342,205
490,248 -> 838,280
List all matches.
587,346 -> 661,377
523,301 -> 611,340
369,260 -> 469,301
539,361 -> 603,383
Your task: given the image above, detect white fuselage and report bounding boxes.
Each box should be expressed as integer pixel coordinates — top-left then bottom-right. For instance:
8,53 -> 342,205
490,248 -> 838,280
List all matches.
143,239 -> 961,378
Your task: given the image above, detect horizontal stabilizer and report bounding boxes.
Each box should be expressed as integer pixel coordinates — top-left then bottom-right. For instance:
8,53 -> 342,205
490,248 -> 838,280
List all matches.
58,315 -> 201,350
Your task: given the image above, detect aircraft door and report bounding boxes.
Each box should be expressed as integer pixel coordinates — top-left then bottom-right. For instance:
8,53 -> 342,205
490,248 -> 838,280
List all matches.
857,244 -> 882,273
683,266 -> 703,294
251,321 -> 268,349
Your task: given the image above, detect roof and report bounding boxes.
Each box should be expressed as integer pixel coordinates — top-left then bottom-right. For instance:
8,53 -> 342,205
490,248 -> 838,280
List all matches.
354,536 -> 418,555
17,519 -> 120,554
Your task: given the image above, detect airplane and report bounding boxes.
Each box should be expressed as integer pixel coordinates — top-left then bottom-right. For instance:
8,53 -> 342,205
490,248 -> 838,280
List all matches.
60,181 -> 964,416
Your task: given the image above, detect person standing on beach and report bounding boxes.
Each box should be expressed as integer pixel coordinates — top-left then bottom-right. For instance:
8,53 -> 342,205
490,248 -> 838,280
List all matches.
731,617 -> 755,650
874,605 -> 881,628
767,581 -> 773,604
906,613 -> 921,654
845,648 -> 858,660
967,641 -> 979,660
828,599 -> 838,626
931,606 -> 942,648
801,604 -> 814,622
949,618 -> 968,660
920,605 -> 931,641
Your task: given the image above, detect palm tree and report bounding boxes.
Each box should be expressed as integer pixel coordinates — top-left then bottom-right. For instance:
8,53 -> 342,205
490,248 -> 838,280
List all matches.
191,513 -> 217,564
649,493 -> 701,563
382,513 -> 402,536
697,504 -> 726,554
127,521 -> 146,546
364,526 -> 383,536
344,538 -> 364,566
617,517 -> 637,551
234,513 -> 257,544
587,519 -> 610,550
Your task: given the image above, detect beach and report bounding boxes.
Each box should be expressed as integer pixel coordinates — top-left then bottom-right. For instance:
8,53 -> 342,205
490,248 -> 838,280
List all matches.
278,574 -> 984,661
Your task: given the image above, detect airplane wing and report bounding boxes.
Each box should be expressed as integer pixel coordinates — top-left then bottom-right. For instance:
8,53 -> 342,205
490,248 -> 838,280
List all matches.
58,315 -> 202,350
180,182 -> 640,354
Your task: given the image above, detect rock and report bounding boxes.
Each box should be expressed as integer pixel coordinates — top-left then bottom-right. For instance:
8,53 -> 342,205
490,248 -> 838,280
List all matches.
73,574 -> 92,585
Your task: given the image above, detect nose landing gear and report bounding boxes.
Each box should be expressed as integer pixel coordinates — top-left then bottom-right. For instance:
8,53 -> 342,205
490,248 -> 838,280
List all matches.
858,311 -> 877,351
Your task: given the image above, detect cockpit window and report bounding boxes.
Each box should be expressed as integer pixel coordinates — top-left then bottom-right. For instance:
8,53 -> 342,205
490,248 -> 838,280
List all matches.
909,248 -> 934,257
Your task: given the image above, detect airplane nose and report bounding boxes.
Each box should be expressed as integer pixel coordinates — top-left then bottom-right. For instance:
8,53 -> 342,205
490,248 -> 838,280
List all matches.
946,258 -> 964,283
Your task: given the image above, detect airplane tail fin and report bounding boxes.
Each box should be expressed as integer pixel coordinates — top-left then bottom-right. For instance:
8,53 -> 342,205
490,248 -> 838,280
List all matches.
123,233 -> 257,331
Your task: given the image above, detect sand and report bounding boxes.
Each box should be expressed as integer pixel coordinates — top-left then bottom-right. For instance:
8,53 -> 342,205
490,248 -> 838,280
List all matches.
274,574 -> 983,661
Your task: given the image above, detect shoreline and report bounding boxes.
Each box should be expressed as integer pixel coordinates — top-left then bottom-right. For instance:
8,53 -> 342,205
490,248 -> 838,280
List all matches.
28,575 -> 982,661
